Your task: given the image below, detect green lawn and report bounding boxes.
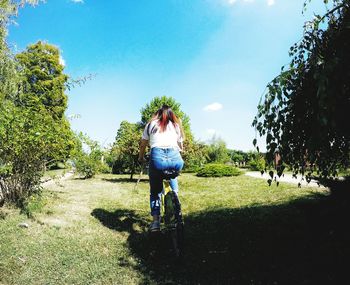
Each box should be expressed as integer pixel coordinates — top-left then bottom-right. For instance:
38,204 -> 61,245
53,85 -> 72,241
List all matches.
42,168 -> 69,181
0,173 -> 348,285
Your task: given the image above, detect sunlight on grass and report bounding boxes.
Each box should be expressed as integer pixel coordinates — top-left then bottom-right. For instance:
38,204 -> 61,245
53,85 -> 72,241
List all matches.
0,173 -> 330,284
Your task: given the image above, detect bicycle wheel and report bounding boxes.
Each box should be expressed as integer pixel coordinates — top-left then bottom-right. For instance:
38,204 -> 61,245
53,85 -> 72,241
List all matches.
170,192 -> 185,258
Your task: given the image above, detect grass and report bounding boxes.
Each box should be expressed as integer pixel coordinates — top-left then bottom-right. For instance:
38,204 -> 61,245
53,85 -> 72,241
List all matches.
0,173 -> 349,284
42,168 -> 69,181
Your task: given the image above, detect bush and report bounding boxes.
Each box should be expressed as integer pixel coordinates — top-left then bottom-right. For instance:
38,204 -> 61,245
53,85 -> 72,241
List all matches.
196,163 -> 241,177
0,103 -> 75,205
74,154 -> 99,179
248,157 -> 266,171
72,133 -> 109,179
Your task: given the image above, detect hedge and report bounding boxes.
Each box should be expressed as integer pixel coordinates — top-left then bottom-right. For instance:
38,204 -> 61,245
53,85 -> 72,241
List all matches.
196,163 -> 242,177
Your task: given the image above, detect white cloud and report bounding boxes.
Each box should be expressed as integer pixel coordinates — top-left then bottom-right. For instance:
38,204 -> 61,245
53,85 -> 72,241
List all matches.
203,102 -> 223,112
206,129 -> 217,135
227,0 -> 274,6
71,0 -> 84,3
59,56 -> 66,67
228,0 -> 254,4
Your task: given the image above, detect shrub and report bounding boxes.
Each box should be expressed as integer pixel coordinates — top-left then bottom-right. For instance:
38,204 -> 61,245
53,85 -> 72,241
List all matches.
74,154 -> 99,179
0,103 -> 75,205
72,133 -> 109,179
21,193 -> 46,218
248,157 -> 266,171
196,163 -> 241,177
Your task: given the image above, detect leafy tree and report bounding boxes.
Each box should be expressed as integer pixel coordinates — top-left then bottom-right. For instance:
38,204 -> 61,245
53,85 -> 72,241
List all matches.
140,96 -> 193,142
0,1 -> 75,205
182,141 -> 208,172
0,1 -> 40,29
227,150 -> 245,165
253,0 -> 350,179
72,133 -> 106,179
0,103 -> 75,205
16,41 -> 68,119
140,96 -> 196,169
248,156 -> 266,172
110,121 -> 142,180
206,136 -> 230,164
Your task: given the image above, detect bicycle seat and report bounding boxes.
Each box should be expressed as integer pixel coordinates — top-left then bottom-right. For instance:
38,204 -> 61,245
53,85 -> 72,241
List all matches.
162,169 -> 180,180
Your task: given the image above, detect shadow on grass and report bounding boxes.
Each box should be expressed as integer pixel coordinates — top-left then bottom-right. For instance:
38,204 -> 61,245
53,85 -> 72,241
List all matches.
101,177 -> 149,183
91,181 -> 350,285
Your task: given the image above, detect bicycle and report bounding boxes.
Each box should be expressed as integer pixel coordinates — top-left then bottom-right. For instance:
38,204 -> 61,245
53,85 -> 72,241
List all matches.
135,161 -> 184,258
160,170 -> 184,258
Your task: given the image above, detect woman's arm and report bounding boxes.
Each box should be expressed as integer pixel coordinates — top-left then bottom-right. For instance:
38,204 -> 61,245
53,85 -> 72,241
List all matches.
138,139 -> 148,162
177,141 -> 184,152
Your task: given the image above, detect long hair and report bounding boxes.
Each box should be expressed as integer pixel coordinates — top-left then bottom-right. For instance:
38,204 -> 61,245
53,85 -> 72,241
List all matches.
151,105 -> 185,139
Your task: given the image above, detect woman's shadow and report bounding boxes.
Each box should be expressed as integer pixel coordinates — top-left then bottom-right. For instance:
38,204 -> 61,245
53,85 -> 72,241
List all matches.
90,208 -> 183,281
91,179 -> 350,285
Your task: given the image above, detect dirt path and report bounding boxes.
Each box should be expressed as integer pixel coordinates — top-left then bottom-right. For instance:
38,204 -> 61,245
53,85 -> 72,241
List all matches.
39,174 -> 128,229
245,171 -> 325,188
41,170 -> 75,187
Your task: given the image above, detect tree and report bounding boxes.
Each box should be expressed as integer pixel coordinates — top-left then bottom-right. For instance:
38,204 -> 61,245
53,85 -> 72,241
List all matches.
182,141 -> 208,172
72,133 -> 106,179
253,0 -> 350,179
110,121 -> 142,180
0,1 -> 36,101
140,96 -> 196,170
206,136 -> 230,164
0,103 -> 75,205
140,96 -> 193,142
16,41 -> 68,119
227,150 -> 245,166
0,1 -> 75,205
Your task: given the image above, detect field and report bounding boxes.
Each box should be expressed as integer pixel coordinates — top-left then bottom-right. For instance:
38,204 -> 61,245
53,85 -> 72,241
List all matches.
0,173 -> 349,285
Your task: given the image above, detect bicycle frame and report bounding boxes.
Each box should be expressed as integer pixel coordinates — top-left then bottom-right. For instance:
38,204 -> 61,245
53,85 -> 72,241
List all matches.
161,179 -> 178,228
160,178 -> 184,258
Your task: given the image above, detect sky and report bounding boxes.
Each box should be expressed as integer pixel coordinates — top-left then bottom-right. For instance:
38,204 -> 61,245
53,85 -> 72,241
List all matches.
8,0 -> 329,151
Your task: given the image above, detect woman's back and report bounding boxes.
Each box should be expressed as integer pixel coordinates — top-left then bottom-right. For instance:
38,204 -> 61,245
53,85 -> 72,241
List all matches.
143,119 -> 183,150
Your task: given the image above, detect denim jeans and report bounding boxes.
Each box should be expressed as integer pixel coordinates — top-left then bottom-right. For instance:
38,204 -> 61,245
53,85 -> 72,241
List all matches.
149,147 -> 184,216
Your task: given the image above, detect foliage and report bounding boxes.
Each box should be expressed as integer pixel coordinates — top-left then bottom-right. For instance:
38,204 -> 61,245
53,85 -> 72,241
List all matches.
181,141 -> 208,172
248,156 -> 266,171
253,0 -> 350,179
72,133 -> 106,179
140,96 -> 197,170
110,121 -> 142,179
205,136 -> 230,164
0,1 -> 39,26
196,163 -> 242,177
20,192 -> 47,218
140,96 -> 192,140
140,96 -> 193,142
16,41 -> 68,119
0,102 -> 75,204
0,0 -> 75,205
228,150 -> 245,164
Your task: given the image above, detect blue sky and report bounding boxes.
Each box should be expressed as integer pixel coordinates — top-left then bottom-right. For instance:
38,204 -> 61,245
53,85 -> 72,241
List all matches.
8,0 -> 329,150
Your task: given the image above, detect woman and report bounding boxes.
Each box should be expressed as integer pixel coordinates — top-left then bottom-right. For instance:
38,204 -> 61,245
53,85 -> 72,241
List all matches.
138,105 -> 184,232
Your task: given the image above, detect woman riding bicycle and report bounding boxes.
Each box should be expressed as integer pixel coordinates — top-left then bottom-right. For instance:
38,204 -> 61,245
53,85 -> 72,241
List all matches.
138,105 -> 184,232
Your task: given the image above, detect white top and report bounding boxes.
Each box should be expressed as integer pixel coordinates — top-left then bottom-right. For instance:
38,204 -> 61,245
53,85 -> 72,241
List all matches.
142,120 -> 183,150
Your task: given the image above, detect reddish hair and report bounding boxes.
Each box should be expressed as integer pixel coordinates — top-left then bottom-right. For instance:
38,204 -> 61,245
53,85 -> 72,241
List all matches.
151,105 -> 184,138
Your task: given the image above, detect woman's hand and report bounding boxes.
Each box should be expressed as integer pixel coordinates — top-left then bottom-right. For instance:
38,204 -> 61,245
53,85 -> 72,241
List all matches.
138,139 -> 148,164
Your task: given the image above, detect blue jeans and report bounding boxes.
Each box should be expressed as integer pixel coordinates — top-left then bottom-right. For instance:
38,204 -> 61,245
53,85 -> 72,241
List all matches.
149,147 -> 184,216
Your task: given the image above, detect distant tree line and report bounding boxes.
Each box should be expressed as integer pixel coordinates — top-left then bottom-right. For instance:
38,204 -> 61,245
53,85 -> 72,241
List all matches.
105,96 -> 267,180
